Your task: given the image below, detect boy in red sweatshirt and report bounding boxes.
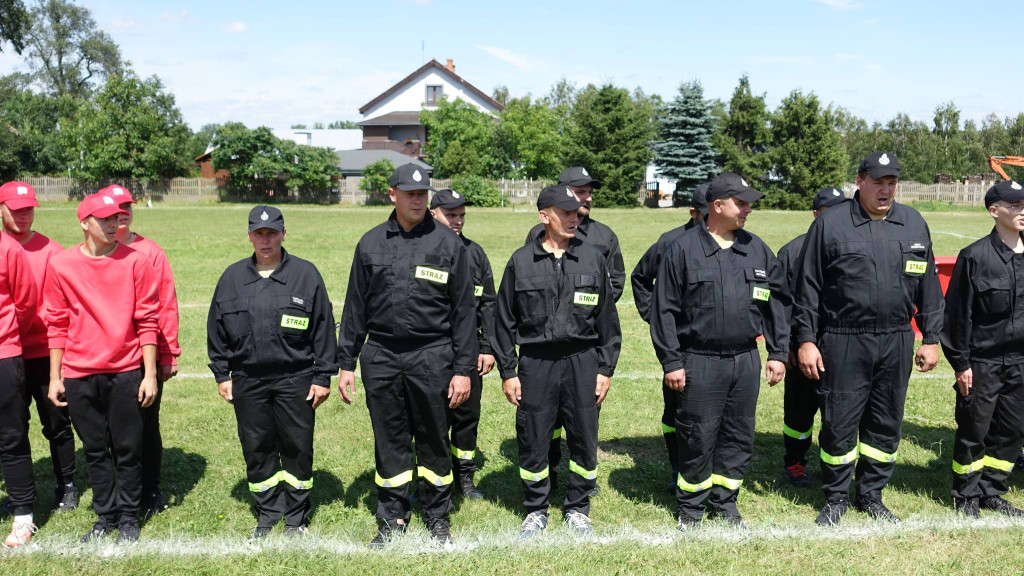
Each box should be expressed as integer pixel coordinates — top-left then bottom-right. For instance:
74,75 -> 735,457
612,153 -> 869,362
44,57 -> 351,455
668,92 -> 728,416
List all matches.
45,191 -> 160,543
104,184 -> 180,519
0,181 -> 79,515
0,192 -> 39,547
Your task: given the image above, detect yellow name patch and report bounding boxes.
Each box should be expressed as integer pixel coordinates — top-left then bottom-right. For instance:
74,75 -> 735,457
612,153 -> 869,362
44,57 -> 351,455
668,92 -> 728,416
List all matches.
281,315 -> 309,330
574,292 -> 599,306
415,266 -> 449,284
905,260 -> 927,275
752,287 -> 771,301
474,285 -> 483,297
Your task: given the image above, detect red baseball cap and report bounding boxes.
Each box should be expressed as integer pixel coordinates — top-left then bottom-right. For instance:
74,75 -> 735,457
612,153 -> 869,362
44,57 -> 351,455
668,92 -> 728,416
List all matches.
77,192 -> 129,221
0,181 -> 41,210
97,184 -> 137,204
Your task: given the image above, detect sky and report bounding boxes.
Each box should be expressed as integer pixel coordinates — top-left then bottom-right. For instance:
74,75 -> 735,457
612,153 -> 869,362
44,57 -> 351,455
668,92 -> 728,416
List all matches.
1,0 -> 1020,131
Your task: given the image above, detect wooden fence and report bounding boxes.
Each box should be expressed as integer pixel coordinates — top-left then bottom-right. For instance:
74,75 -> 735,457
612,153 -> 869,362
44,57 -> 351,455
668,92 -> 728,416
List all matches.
23,176 -> 219,202
336,177 -> 554,206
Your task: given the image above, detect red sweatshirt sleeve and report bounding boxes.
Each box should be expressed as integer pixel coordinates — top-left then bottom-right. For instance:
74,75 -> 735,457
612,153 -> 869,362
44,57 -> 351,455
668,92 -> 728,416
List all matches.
148,245 -> 180,366
44,258 -> 70,350
133,254 -> 160,347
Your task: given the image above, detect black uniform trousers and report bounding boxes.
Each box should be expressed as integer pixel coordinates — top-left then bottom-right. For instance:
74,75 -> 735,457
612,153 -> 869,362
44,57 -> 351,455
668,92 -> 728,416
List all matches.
517,347 -> 599,516
0,356 -> 35,515
675,350 -> 759,521
816,331 -> 914,504
362,339 -> 455,523
140,376 -> 164,494
447,370 -> 482,477
65,369 -> 144,521
951,361 -> 1024,500
23,356 -> 75,487
232,373 -> 315,529
783,366 -> 819,467
663,383 -> 679,475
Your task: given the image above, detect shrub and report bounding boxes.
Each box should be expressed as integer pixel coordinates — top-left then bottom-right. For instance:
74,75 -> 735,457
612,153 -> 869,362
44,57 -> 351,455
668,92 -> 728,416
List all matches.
450,174 -> 501,207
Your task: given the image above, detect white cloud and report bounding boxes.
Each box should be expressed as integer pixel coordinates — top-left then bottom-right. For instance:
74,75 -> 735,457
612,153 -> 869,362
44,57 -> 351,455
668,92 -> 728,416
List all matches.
161,10 -> 190,23
223,21 -> 247,34
865,62 -> 882,71
475,45 -> 533,72
110,17 -> 140,30
754,56 -> 813,65
808,0 -> 864,9
835,53 -> 860,61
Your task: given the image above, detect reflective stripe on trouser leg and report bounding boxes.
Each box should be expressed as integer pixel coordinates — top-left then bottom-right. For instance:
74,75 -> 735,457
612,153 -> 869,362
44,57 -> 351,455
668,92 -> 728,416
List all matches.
959,361 -> 1024,499
559,349 -> 600,516
782,366 -> 818,466
450,445 -> 475,461
858,442 -> 897,463
569,460 -> 597,480
448,370 -> 482,475
707,349 -> 759,518
375,470 -> 414,487
417,466 -> 454,487
249,471 -> 283,493
519,466 -> 549,482
516,354 -> 562,514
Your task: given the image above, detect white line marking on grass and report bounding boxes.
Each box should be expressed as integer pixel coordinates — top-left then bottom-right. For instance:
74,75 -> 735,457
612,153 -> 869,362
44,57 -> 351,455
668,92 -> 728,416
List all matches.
935,230 -> 973,239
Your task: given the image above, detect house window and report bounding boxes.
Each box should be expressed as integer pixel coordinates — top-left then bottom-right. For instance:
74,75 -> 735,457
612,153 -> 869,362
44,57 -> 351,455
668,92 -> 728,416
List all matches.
425,85 -> 443,106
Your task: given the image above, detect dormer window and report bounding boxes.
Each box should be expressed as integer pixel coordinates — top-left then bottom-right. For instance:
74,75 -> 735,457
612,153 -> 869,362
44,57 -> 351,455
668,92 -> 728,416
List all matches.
425,85 -> 443,106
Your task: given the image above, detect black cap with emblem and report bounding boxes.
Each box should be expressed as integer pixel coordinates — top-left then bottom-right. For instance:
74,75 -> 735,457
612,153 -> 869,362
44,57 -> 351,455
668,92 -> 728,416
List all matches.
430,188 -> 472,210
707,172 -> 764,203
537,184 -> 584,211
557,166 -> 603,189
858,151 -> 901,179
985,179 -> 1024,207
248,205 -> 284,232
813,187 -> 848,210
390,163 -> 436,192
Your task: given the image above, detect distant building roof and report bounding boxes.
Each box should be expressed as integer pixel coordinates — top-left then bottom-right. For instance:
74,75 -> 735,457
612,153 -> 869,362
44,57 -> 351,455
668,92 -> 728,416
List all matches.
337,149 -> 433,177
357,112 -> 423,126
358,59 -> 504,115
273,128 -> 362,151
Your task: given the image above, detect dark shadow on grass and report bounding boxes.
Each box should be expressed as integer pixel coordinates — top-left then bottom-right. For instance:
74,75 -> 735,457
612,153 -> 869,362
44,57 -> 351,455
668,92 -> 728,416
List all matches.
160,447 -> 208,508
22,447 -> 90,528
342,468 -> 376,514
602,435 -> 676,517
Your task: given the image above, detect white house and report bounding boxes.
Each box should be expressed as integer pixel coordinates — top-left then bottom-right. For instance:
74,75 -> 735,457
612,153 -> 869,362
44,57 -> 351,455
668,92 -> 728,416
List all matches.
272,129 -> 363,151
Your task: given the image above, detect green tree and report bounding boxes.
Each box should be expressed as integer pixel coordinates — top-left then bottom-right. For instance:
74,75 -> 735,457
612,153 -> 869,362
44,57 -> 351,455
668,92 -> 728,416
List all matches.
60,71 -> 192,181
359,158 -> 394,205
492,85 -> 510,107
653,80 -> 719,197
450,174 -> 501,207
327,120 -> 358,129
313,122 -> 324,130
561,84 -> 657,207
0,0 -> 30,53
287,144 -> 339,201
188,123 -> 220,165
24,0 -> 123,97
712,74 -> 771,181
0,71 -> 71,176
490,95 -> 562,180
420,98 -> 495,178
290,123 -> 307,129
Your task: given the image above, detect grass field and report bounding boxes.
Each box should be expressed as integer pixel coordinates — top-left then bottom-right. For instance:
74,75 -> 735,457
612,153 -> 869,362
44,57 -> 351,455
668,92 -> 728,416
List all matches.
2,202 -> 1021,575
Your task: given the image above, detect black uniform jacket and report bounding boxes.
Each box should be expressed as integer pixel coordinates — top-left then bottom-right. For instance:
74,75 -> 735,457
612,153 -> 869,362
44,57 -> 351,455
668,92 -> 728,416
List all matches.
526,216 -> 625,302
650,224 -> 790,374
777,232 -> 807,349
493,236 -> 621,381
793,194 -> 944,344
207,248 -> 338,386
337,211 -> 478,376
631,219 -> 697,323
940,229 -> 1024,372
462,233 -> 496,355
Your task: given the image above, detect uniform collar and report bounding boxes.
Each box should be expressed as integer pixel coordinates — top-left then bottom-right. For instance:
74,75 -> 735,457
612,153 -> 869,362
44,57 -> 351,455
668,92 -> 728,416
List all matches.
531,234 -> 582,261
697,223 -> 751,256
244,247 -> 291,285
850,191 -> 906,226
385,209 -> 435,236
988,227 -> 1024,263
575,214 -> 591,237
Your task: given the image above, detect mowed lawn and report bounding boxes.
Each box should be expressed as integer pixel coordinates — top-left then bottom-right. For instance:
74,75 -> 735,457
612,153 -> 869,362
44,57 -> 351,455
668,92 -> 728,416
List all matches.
3,202 -> 1021,575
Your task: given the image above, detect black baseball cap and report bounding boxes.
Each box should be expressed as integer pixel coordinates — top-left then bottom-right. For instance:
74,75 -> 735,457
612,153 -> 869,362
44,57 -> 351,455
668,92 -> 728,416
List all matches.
692,182 -> 710,215
985,180 -> 1024,207
537,184 -> 583,211
858,151 -> 900,179
557,166 -> 603,189
707,172 -> 763,203
430,188 -> 472,210
390,163 -> 435,192
813,187 -> 847,211
248,205 -> 284,232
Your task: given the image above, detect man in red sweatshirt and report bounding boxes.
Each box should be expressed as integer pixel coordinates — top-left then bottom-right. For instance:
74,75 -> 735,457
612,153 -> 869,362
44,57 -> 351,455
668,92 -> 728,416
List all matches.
0,181 -> 79,515
104,184 -> 181,519
0,190 -> 39,547
45,191 -> 160,544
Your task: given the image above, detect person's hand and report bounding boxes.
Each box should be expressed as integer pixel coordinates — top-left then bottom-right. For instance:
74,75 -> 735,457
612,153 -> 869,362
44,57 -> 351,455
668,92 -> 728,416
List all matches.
595,375 -> 611,406
48,378 -> 66,407
664,369 -> 686,391
448,375 -> 470,408
307,384 -> 330,409
765,360 -> 785,386
955,368 -> 973,396
158,364 -> 178,381
139,374 -> 158,408
218,380 -> 233,404
798,342 -> 824,380
477,354 -> 495,376
502,377 -> 522,406
337,370 -> 357,405
915,343 -> 939,373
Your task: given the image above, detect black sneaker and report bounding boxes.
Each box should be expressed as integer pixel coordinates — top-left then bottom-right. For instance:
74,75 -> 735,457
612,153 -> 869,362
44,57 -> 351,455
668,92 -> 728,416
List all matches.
563,510 -> 594,536
815,500 -> 848,526
1016,451 -> 1024,471
248,526 -> 273,541
854,497 -> 900,523
590,484 -> 602,497
954,497 -> 980,519
284,526 -> 307,538
80,520 -> 114,543
676,514 -> 700,531
117,517 -> 140,543
520,511 -> 548,538
54,485 -> 79,513
368,520 -> 405,549
141,491 -> 167,521
784,462 -> 811,487
427,517 -> 452,546
459,475 -> 484,500
981,496 -> 1024,518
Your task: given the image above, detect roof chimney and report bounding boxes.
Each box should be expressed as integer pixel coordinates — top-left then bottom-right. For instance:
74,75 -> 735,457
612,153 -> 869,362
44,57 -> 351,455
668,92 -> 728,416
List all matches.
445,58 -> 455,73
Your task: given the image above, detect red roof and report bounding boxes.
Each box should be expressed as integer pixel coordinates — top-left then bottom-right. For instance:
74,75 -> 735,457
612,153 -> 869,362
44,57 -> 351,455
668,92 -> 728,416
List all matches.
358,59 -> 505,115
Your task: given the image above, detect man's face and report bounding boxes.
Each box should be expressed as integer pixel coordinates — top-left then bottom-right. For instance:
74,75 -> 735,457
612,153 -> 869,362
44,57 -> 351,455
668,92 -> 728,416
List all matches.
989,201 -> 1024,232
855,174 -> 898,218
248,227 -> 285,264
117,202 -> 134,231
390,188 -> 429,228
432,206 -> 466,235
81,214 -> 119,245
712,197 -> 752,231
569,185 -> 593,217
1,204 -> 34,236
539,206 -> 578,242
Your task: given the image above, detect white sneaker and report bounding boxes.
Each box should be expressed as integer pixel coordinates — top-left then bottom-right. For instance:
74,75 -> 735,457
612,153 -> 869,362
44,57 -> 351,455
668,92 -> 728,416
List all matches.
3,521 -> 37,548
564,510 -> 594,536
520,511 -> 548,538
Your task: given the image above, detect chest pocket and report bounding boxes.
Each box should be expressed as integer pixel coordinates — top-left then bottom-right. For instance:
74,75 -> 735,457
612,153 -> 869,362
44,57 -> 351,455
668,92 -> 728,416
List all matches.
975,277 -> 1011,317
744,268 -> 771,303
900,240 -> 930,277
362,253 -> 394,289
217,297 -> 251,344
515,275 -> 549,319
572,274 -> 601,311
412,253 -> 453,294
829,241 -> 872,280
277,295 -> 312,341
685,267 -> 716,309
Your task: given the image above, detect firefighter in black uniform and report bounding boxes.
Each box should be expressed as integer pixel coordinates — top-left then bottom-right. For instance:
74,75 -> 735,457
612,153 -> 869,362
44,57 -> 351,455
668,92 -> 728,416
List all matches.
494,184 -> 621,538
794,152 -> 944,526
941,179 -> 1024,519
525,166 -> 625,492
429,188 -> 496,500
631,182 -> 709,487
207,206 -> 338,539
776,187 -> 847,487
336,164 -> 477,548
651,172 -> 789,529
